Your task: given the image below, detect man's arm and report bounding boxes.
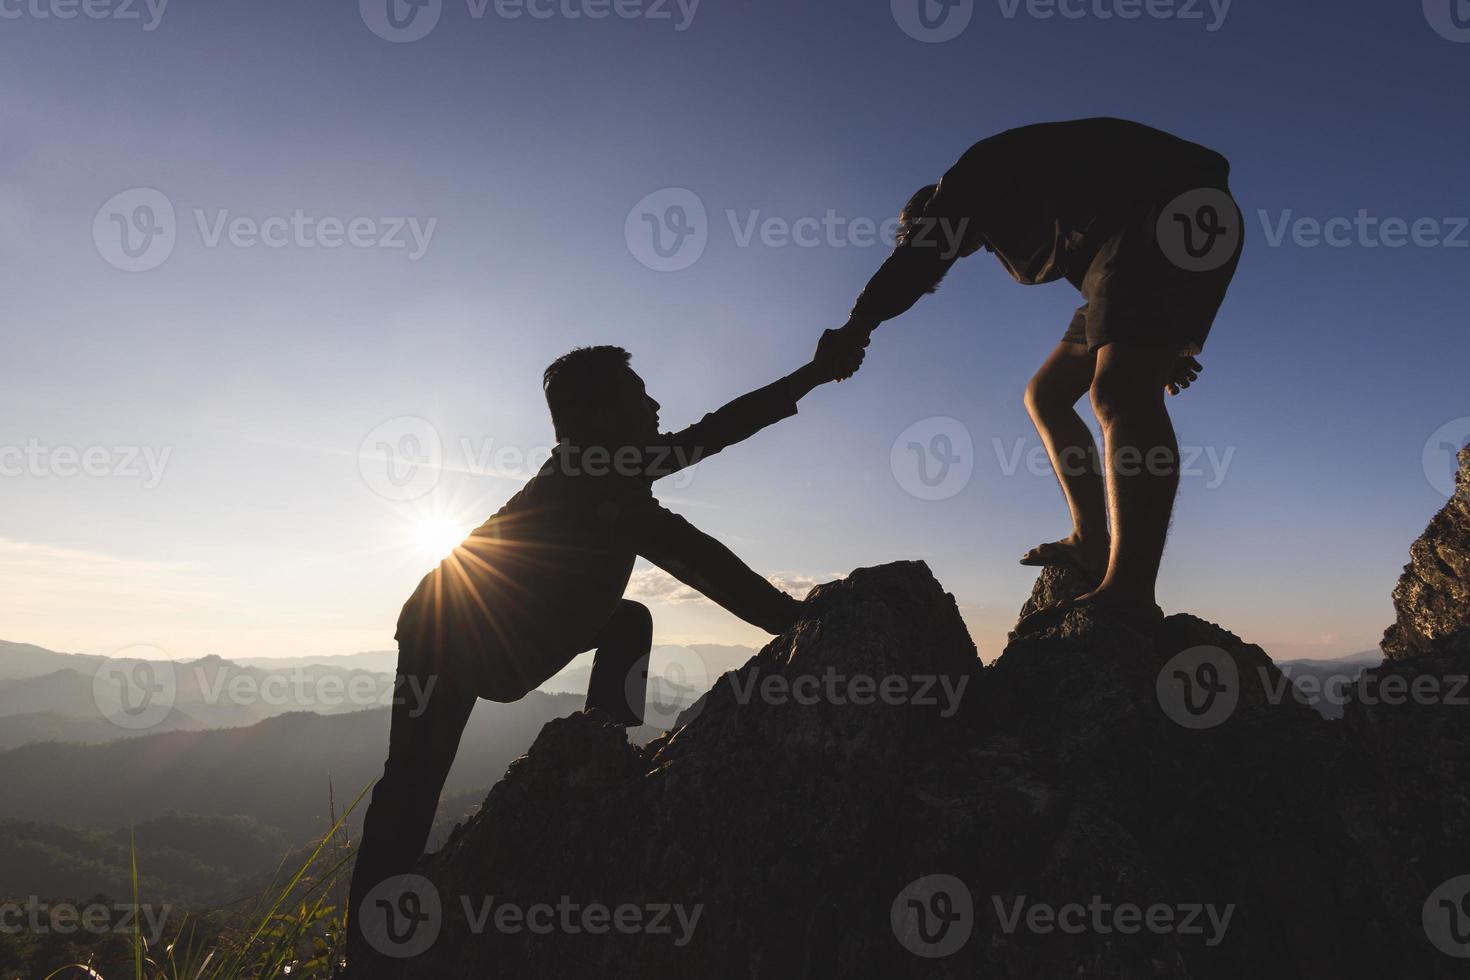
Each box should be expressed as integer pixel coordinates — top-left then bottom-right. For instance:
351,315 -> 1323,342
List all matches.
649,346 -> 858,479
614,496 -> 802,634
846,240 -> 962,331
827,169 -> 978,365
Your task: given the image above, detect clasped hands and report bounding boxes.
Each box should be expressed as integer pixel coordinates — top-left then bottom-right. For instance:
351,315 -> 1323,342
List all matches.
813,318 -> 875,383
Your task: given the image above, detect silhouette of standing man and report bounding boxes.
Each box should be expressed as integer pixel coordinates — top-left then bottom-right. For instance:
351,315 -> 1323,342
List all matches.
824,117 -> 1242,631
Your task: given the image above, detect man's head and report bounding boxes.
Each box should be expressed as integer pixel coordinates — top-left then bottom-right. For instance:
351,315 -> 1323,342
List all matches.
897,183 -> 984,258
542,346 -> 661,447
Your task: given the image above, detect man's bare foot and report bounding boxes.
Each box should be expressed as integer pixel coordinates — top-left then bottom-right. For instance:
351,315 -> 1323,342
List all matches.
1019,535 -> 1109,580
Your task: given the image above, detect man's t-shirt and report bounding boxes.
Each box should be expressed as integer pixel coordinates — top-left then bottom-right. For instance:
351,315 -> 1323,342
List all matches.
395,380 -> 803,701
850,118 -> 1231,324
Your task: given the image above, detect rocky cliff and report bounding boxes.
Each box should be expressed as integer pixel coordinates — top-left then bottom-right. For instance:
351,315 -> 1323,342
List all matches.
357,451 -> 1470,979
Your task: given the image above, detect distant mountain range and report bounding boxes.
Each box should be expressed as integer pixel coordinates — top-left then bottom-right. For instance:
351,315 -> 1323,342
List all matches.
0,637 -> 745,905
0,639 -> 757,748
1276,649 -> 1383,720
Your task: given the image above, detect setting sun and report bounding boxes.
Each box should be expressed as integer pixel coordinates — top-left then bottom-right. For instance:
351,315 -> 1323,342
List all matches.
411,514 -> 471,563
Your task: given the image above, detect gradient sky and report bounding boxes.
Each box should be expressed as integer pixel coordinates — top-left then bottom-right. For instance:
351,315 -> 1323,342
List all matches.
2,0 -> 1467,665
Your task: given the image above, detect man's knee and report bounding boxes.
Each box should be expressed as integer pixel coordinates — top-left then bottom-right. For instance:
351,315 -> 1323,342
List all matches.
1090,364 -> 1165,426
1025,362 -> 1088,420
619,599 -> 654,644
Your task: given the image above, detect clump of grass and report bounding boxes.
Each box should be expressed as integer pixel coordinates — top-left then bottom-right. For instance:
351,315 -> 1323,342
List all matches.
42,783 -> 371,980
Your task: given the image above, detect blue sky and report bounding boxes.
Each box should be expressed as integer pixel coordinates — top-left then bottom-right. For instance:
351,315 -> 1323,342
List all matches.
1,0 -> 1467,663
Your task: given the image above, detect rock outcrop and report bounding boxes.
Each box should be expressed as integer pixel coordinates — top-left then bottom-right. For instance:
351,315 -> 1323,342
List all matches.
1382,444 -> 1470,660
356,455 -> 1470,979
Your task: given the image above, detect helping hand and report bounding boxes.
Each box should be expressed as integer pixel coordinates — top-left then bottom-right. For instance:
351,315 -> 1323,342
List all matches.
1165,355 -> 1202,396
816,323 -> 872,383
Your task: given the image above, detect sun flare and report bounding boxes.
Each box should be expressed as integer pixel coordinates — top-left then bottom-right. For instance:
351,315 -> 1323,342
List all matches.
411,514 -> 471,563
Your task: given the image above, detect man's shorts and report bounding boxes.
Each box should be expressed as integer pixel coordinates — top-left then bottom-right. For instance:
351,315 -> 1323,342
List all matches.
1062,183 -> 1242,356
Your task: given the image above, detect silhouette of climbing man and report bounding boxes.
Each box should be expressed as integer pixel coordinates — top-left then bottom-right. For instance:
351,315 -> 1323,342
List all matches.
824,118 -> 1242,632
345,339 -> 861,971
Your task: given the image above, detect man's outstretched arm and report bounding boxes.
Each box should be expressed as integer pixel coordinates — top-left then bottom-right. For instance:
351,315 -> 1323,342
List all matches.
650,344 -> 858,478
610,495 -> 802,635
826,173 -> 976,365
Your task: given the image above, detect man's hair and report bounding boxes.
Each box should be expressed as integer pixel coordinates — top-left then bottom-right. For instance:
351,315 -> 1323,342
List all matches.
896,183 -> 940,247
542,345 -> 633,441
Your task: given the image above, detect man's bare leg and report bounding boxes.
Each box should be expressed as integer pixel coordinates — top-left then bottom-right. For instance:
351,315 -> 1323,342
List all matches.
1085,343 -> 1181,608
1023,341 -> 1109,574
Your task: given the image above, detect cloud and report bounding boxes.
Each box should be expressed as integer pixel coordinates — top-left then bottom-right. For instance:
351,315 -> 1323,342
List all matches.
625,568 -> 705,604
625,567 -> 838,606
